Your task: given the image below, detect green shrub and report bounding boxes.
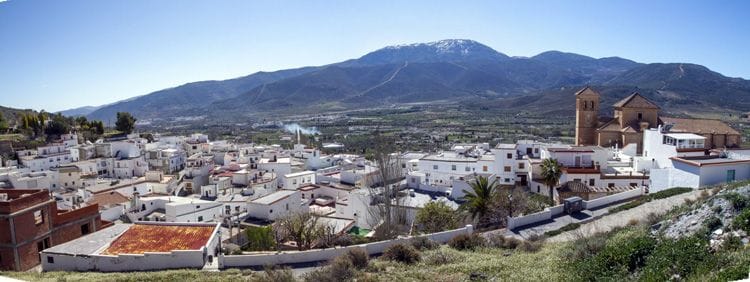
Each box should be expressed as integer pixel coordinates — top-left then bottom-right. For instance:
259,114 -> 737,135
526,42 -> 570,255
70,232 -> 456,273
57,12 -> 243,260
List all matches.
572,228 -> 655,281
381,244 -> 421,264
544,223 -> 580,237
722,235 -> 743,251
261,266 -> 296,282
732,208 -> 750,232
641,236 -> 714,281
723,192 -> 749,211
410,236 -> 439,250
304,256 -> 355,282
448,233 -> 486,251
415,201 -> 459,233
648,187 -> 693,200
245,226 -> 276,251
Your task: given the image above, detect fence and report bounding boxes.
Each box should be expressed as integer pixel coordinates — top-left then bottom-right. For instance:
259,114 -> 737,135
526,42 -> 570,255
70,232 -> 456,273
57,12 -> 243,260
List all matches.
221,225 -> 473,268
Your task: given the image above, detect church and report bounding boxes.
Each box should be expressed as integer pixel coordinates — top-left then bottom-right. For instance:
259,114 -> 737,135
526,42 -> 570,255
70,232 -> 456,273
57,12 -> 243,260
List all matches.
574,86 -> 741,153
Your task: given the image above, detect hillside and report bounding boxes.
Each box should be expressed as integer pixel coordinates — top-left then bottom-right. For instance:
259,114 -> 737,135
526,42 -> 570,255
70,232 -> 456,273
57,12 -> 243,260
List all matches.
69,39 -> 750,122
0,105 -> 36,128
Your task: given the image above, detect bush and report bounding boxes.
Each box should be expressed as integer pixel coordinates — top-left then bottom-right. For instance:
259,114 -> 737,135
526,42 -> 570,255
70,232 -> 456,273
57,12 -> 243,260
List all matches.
333,234 -> 354,247
544,223 -> 580,237
415,201 -> 459,233
345,248 -> 369,269
732,208 -> 750,232
722,235 -> 743,251
261,266 -> 296,282
448,234 -> 486,251
648,187 -> 693,200
723,193 -> 750,211
641,235 -> 713,281
423,248 -> 460,265
381,244 -> 421,264
573,228 -> 656,281
245,226 -> 276,251
487,234 -> 521,249
517,240 -> 543,253
411,236 -> 439,251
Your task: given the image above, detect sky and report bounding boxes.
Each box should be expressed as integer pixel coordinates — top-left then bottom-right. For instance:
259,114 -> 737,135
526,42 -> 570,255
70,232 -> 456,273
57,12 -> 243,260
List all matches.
1,0 -> 749,112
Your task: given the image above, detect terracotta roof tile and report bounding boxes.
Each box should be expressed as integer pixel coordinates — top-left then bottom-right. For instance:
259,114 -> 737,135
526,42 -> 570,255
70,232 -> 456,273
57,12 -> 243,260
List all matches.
661,117 -> 740,135
101,224 -> 215,255
613,92 -> 660,109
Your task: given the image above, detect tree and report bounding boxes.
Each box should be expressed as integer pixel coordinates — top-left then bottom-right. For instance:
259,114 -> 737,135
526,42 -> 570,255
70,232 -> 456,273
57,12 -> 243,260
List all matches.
415,201 -> 459,233
44,114 -> 71,136
0,112 -> 8,132
115,112 -> 136,134
245,226 -> 276,251
541,158 -> 563,204
460,175 -> 499,226
276,212 -> 326,251
91,120 -> 105,135
365,130 -> 407,239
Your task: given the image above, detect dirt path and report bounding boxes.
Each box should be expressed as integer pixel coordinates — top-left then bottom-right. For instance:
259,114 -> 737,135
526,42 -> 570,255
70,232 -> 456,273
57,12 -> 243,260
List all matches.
548,189 -> 704,242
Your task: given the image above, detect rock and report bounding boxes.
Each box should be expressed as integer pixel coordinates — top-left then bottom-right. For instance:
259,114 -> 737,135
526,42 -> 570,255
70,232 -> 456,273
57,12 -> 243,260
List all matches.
714,229 -> 724,235
690,220 -> 698,226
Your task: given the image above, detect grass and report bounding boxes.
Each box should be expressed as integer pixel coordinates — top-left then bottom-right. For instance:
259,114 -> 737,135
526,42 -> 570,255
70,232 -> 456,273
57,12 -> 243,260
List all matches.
610,187 -> 694,213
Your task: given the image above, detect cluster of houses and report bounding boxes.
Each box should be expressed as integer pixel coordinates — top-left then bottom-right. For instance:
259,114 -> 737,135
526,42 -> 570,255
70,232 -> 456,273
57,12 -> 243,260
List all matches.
0,87 -> 748,272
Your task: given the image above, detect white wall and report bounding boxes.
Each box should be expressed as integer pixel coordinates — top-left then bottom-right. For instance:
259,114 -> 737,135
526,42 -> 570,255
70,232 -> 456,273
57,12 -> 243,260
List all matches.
222,225 -> 473,268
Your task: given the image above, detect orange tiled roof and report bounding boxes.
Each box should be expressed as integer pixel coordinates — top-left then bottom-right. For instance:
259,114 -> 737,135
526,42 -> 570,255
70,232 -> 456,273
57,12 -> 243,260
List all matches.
101,224 -> 215,255
87,191 -> 129,209
613,92 -> 660,109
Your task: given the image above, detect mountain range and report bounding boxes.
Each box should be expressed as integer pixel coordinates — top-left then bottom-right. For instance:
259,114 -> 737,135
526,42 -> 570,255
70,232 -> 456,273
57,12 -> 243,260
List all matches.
59,39 -> 750,122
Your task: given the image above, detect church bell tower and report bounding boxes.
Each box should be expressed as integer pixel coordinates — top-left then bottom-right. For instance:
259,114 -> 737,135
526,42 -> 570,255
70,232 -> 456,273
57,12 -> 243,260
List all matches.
575,87 -> 600,146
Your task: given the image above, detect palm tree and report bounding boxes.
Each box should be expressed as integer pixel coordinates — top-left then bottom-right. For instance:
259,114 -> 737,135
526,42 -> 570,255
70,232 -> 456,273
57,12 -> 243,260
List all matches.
541,158 -> 563,204
460,175 -> 499,224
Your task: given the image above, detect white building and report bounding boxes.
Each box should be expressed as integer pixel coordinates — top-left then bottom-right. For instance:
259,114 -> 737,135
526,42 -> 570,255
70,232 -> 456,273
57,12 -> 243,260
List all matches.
128,195 -> 223,223
284,171 -> 316,190
247,190 -> 307,221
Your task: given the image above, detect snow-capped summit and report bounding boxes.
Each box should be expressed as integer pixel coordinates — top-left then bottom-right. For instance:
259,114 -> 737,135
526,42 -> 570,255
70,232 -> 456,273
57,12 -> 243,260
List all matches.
353,39 -> 509,66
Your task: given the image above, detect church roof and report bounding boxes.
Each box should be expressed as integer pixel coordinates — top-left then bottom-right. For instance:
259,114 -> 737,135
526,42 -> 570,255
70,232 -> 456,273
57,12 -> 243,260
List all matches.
596,118 -> 622,132
613,92 -> 660,109
661,117 -> 740,135
575,86 -> 600,96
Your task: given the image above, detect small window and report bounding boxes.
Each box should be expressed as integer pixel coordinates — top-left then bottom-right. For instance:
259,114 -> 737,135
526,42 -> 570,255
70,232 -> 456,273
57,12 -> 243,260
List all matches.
465,167 -> 470,172
589,179 -> 595,186
196,205 -> 200,209
573,179 -> 581,183
269,209 -> 273,214
507,153 -> 513,159
34,210 -> 44,225
433,165 -> 438,170
518,163 -> 525,169
47,256 -> 54,264
81,223 -> 90,235
451,165 -> 456,171
198,216 -> 204,221
608,183 -> 615,188
483,166 -> 488,172
286,203 -> 289,211
630,183 -> 638,187
504,178 -> 510,183
637,113 -> 643,120
504,166 -> 511,172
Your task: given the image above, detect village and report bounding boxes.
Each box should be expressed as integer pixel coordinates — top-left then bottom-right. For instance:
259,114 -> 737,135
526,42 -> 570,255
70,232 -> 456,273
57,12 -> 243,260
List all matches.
1,87 -> 749,273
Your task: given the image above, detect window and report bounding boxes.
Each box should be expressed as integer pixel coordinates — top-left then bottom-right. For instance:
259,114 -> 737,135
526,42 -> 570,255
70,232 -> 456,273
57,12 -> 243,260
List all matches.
589,179 -> 595,186
483,166 -> 488,172
286,203 -> 289,211
47,256 -> 54,264
504,166 -> 511,172
433,165 -> 438,170
518,163 -> 525,169
269,209 -> 273,214
451,165 -> 456,171
198,216 -> 204,221
608,183 -> 615,188
630,183 -> 638,187
34,210 -> 44,225
534,148 -> 539,154
196,205 -> 201,209
573,178 -> 581,182
637,113 -> 643,120
504,178 -> 510,183
465,167 -> 471,172
81,223 -> 90,235
507,153 -> 513,159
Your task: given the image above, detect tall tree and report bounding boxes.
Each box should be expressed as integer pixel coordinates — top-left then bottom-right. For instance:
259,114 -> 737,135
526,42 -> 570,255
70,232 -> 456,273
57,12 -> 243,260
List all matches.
276,212 -> 326,251
460,175 -> 499,225
541,158 -> 563,204
366,130 -> 406,239
115,112 -> 137,134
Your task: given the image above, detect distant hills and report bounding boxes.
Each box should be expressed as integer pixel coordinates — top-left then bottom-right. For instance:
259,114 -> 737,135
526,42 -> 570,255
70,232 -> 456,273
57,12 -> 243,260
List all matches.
55,39 -> 750,122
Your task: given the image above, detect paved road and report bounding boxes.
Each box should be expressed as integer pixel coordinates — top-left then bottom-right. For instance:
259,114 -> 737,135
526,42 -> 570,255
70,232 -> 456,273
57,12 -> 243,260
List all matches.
547,190 -> 703,242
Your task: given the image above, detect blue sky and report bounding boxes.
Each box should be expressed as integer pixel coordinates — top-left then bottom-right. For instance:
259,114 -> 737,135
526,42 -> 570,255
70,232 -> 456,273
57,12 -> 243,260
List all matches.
1,0 -> 748,112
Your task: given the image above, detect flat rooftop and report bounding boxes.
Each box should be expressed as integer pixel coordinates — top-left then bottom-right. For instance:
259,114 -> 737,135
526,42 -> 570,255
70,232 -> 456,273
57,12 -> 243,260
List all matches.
251,190 -> 297,205
101,223 -> 216,255
43,224 -> 132,255
672,156 -> 750,167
